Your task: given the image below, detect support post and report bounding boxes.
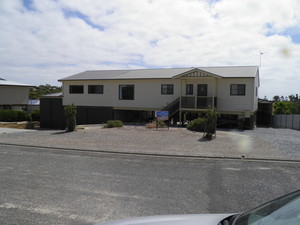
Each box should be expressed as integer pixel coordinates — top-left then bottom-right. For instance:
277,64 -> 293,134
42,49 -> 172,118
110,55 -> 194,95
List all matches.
180,79 -> 182,124
212,78 -> 215,108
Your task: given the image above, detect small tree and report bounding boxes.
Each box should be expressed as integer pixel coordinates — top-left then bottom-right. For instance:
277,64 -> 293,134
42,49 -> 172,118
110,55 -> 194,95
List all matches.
203,107 -> 218,140
64,104 -> 77,132
273,101 -> 296,114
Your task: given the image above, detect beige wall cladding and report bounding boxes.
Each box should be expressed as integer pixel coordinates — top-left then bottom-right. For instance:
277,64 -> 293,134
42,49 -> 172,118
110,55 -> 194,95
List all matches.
0,86 -> 30,105
63,79 -> 181,110
216,78 -> 255,112
62,76 -> 257,113
253,71 -> 259,111
180,77 -> 218,96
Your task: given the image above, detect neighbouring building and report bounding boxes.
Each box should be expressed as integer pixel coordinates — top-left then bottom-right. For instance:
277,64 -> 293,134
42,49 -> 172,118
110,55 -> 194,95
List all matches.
0,78 -> 32,111
41,66 -> 260,129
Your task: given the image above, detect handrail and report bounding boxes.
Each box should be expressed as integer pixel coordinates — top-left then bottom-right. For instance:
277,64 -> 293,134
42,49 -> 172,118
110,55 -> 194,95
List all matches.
162,97 -> 180,118
162,97 -> 180,111
181,96 -> 217,109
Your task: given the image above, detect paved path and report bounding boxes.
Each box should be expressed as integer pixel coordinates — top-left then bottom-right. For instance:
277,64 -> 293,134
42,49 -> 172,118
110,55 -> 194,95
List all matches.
0,126 -> 299,161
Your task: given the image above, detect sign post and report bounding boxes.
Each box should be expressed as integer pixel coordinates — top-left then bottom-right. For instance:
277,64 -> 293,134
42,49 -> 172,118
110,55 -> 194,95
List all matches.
155,111 -> 169,130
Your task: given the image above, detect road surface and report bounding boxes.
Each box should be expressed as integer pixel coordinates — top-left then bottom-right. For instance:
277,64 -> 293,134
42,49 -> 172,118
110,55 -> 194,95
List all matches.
0,144 -> 299,225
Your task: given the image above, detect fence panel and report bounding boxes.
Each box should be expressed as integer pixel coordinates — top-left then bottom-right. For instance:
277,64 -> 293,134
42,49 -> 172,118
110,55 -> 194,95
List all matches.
292,115 -> 300,130
272,114 -> 300,130
287,115 -> 293,128
272,115 -> 280,127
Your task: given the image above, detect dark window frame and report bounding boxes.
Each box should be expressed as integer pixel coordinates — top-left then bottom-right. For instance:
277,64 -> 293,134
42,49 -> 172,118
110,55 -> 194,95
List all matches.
119,85 -> 134,100
197,84 -> 208,97
186,84 -> 193,95
230,84 -> 246,96
69,85 -> 84,94
88,85 -> 104,94
161,84 -> 174,95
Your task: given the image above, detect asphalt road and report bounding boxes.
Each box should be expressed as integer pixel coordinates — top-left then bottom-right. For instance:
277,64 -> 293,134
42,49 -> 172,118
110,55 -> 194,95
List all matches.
0,144 -> 299,225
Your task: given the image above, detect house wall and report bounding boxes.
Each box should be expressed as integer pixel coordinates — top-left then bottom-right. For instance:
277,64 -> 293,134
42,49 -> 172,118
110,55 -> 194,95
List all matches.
216,78 -> 255,113
0,86 -> 30,105
62,79 -> 181,110
253,71 -> 259,111
62,77 -> 257,113
180,77 -> 218,96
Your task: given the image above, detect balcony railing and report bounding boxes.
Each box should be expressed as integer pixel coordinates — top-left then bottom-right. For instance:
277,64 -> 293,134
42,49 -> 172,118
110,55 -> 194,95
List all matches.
181,96 -> 217,109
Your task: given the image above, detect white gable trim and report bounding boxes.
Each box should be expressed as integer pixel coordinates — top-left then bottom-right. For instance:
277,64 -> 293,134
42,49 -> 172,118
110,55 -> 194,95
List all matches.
172,68 -> 222,79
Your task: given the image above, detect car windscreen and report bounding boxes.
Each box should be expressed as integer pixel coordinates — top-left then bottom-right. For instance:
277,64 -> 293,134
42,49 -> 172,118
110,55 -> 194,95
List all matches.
233,190 -> 300,225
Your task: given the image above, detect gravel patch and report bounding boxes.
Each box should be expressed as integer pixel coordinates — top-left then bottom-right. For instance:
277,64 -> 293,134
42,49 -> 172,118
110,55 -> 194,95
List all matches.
243,128 -> 300,159
0,126 -> 299,161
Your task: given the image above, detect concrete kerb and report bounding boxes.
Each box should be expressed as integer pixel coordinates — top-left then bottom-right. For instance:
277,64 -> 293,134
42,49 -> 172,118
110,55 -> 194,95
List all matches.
0,127 -> 37,134
1,142 -> 300,164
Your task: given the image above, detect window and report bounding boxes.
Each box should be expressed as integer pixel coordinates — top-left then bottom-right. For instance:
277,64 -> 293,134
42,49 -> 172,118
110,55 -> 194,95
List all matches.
186,84 -> 193,95
69,85 -> 84,94
161,84 -> 174,95
230,84 -> 246,96
88,85 -> 103,94
119,85 -> 134,100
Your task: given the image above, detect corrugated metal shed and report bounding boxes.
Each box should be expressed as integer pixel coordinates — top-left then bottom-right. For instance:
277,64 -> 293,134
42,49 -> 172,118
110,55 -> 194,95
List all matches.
59,66 -> 258,81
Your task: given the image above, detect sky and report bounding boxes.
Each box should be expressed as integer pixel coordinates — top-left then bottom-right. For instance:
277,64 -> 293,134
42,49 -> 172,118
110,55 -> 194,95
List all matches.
0,0 -> 300,99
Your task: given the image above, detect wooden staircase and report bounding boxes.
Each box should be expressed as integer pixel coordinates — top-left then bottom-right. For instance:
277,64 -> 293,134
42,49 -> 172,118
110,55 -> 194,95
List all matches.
161,97 -> 180,119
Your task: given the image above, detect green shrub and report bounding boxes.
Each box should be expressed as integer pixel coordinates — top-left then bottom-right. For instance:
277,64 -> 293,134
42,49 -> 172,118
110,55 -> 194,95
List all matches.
156,119 -> 167,128
0,110 -> 29,122
104,120 -> 124,128
273,101 -> 297,114
31,110 -> 40,121
187,118 -> 206,132
64,104 -> 77,132
203,107 -> 219,140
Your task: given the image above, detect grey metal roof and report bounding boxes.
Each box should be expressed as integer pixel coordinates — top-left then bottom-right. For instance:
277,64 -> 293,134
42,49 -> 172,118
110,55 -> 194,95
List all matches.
59,66 -> 258,81
198,66 -> 258,78
59,68 -> 192,81
0,78 -> 32,87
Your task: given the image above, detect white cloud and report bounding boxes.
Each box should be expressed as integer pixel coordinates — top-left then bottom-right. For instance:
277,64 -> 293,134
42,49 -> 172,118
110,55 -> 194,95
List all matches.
0,0 -> 299,98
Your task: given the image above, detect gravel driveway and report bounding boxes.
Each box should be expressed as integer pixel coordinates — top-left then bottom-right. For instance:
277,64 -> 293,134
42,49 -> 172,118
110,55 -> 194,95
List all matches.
0,126 -> 299,161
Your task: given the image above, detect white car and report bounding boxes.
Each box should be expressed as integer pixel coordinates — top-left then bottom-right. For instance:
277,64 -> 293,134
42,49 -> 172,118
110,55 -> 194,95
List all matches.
98,190 -> 300,225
